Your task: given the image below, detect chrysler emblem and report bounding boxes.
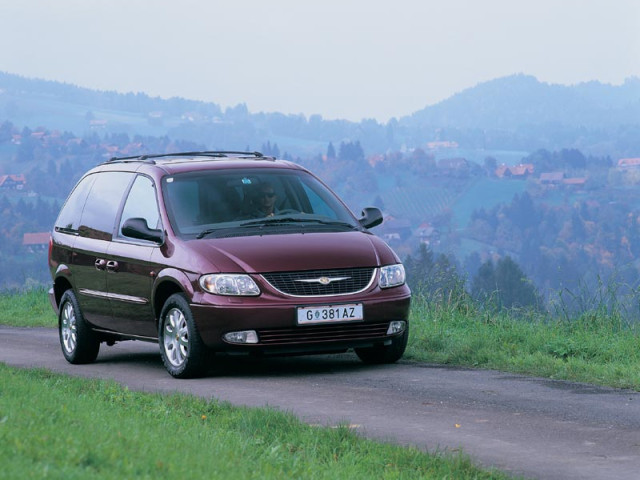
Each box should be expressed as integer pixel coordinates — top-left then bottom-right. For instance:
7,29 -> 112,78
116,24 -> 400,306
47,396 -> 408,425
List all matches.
295,276 -> 350,285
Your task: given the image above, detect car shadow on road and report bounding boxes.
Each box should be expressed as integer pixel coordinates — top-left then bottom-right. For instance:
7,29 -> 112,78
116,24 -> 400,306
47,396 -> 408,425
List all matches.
95,342 -> 379,378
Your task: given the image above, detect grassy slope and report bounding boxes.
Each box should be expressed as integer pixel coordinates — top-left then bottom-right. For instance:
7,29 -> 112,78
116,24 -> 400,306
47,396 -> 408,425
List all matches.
0,288 -> 55,327
407,298 -> 640,390
0,365 -> 512,480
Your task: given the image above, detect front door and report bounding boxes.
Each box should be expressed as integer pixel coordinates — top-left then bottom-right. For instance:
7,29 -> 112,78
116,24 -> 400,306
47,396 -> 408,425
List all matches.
106,174 -> 163,338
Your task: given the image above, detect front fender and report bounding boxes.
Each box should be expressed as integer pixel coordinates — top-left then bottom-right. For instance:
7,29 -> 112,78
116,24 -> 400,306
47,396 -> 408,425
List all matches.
151,268 -> 198,319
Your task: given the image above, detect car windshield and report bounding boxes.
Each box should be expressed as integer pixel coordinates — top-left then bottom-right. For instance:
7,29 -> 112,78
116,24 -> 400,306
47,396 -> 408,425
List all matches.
162,169 -> 360,238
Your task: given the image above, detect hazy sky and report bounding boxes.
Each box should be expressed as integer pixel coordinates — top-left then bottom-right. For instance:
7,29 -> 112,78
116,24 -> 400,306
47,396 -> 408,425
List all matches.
0,0 -> 638,122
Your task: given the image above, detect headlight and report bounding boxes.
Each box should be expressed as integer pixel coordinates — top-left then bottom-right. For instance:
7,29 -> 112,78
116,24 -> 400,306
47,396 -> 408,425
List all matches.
379,264 -> 406,289
199,274 -> 260,296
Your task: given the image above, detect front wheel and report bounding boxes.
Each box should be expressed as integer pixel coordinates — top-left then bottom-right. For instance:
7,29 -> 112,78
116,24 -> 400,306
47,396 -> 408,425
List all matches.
355,325 -> 408,364
58,290 -> 100,364
159,293 -> 209,378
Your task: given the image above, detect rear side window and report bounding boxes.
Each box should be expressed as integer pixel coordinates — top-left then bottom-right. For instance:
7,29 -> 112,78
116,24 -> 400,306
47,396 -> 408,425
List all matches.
78,172 -> 134,241
55,174 -> 97,232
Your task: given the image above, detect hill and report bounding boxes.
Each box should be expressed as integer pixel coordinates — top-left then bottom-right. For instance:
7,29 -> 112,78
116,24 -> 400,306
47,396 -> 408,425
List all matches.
2,71 -> 640,157
404,74 -> 640,130
400,74 -> 640,155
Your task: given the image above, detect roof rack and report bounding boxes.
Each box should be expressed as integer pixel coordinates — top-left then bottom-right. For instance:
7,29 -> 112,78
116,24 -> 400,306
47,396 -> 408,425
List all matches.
107,151 -> 265,164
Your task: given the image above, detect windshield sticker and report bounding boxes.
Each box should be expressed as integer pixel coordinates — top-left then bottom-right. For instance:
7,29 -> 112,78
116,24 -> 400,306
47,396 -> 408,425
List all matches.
242,177 -> 252,185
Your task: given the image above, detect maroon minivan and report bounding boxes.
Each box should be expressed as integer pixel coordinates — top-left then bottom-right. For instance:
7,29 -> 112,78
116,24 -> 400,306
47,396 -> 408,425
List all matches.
49,152 -> 411,378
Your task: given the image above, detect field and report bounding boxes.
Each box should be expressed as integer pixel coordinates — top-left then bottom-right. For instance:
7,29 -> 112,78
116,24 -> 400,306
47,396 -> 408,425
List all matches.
451,178 -> 527,229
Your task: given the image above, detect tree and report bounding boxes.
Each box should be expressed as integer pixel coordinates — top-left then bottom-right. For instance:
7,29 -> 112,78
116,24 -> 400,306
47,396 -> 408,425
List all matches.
471,256 -> 539,310
0,121 -> 13,144
338,141 -> 365,163
560,148 -> 586,169
326,142 -> 336,159
484,156 -> 497,175
404,245 -> 466,303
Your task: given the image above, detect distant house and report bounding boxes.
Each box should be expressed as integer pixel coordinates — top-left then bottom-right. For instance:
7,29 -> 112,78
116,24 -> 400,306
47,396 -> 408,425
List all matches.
119,142 -> 143,155
495,163 -> 534,179
367,154 -> 385,167
416,222 -> 439,246
617,158 -> 640,169
23,232 -> 50,253
563,177 -> 587,187
89,119 -> 108,128
181,111 -> 207,123
380,218 -> 412,243
426,141 -> 459,150
0,174 -> 26,190
539,172 -> 565,184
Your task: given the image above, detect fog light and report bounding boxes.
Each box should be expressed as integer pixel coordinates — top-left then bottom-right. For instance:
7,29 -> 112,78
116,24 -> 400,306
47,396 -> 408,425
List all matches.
223,330 -> 259,344
387,321 -> 406,335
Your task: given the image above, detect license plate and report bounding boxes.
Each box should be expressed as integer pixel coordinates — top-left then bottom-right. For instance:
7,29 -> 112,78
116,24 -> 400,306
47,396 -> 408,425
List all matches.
297,304 -> 363,325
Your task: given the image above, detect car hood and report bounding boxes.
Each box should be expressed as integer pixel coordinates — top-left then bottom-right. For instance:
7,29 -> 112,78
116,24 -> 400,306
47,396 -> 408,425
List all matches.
190,231 -> 398,273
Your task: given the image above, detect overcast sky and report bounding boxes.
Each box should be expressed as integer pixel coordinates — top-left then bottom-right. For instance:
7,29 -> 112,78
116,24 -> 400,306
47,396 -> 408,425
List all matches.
0,0 -> 638,122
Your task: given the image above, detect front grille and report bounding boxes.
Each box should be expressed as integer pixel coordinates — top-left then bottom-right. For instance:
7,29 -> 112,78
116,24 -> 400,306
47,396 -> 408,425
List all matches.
262,267 -> 376,296
257,322 -> 389,345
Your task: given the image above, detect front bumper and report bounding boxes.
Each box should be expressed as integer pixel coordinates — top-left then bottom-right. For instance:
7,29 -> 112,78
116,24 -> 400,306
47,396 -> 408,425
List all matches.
190,288 -> 411,353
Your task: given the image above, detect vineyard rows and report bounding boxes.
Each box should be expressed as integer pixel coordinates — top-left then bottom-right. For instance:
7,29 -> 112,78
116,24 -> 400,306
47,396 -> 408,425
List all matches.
383,186 -> 455,221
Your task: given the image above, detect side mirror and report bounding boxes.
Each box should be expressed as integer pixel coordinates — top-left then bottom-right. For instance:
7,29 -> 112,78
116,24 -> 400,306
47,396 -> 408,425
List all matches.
121,218 -> 164,244
358,207 -> 383,229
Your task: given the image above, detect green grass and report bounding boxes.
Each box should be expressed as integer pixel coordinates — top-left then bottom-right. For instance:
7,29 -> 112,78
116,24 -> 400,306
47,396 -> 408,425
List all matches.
407,297 -> 640,390
4,289 -> 640,390
0,288 -> 55,327
0,364 -> 512,480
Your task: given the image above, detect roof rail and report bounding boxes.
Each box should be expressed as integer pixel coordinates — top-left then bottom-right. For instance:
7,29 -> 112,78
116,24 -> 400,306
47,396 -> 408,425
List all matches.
108,151 -> 265,163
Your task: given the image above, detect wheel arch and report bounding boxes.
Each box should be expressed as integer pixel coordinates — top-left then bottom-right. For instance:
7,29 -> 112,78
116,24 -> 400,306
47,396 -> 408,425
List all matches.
53,267 -> 74,311
152,269 -> 195,324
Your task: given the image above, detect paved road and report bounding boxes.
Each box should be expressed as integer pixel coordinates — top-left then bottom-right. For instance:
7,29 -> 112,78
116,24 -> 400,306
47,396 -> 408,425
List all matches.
2,326 -> 639,479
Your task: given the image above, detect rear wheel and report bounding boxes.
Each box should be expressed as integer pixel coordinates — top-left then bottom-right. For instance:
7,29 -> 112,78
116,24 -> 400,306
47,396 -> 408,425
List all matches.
58,290 -> 100,364
355,325 -> 408,364
159,293 -> 209,378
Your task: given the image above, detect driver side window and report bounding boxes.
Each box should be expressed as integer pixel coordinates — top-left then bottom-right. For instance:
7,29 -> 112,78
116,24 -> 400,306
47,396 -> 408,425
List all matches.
119,175 -> 161,238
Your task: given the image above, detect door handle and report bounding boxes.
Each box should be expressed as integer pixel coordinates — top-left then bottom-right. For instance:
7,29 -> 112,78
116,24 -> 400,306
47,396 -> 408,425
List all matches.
94,259 -> 106,270
106,260 -> 119,272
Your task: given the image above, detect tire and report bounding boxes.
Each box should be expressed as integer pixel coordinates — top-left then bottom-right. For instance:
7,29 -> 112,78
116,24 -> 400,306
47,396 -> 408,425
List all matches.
158,293 -> 209,379
58,290 -> 100,364
355,324 -> 408,365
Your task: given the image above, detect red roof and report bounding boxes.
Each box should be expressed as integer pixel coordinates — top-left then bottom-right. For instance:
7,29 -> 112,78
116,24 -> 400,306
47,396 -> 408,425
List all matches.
495,164 -> 533,178
563,178 -> 587,185
618,158 -> 640,167
0,174 -> 26,187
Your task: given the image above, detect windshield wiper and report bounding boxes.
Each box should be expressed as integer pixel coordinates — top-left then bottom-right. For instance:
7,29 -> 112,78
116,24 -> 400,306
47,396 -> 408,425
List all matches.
237,217 -> 359,230
196,228 -> 222,239
197,218 -> 359,239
